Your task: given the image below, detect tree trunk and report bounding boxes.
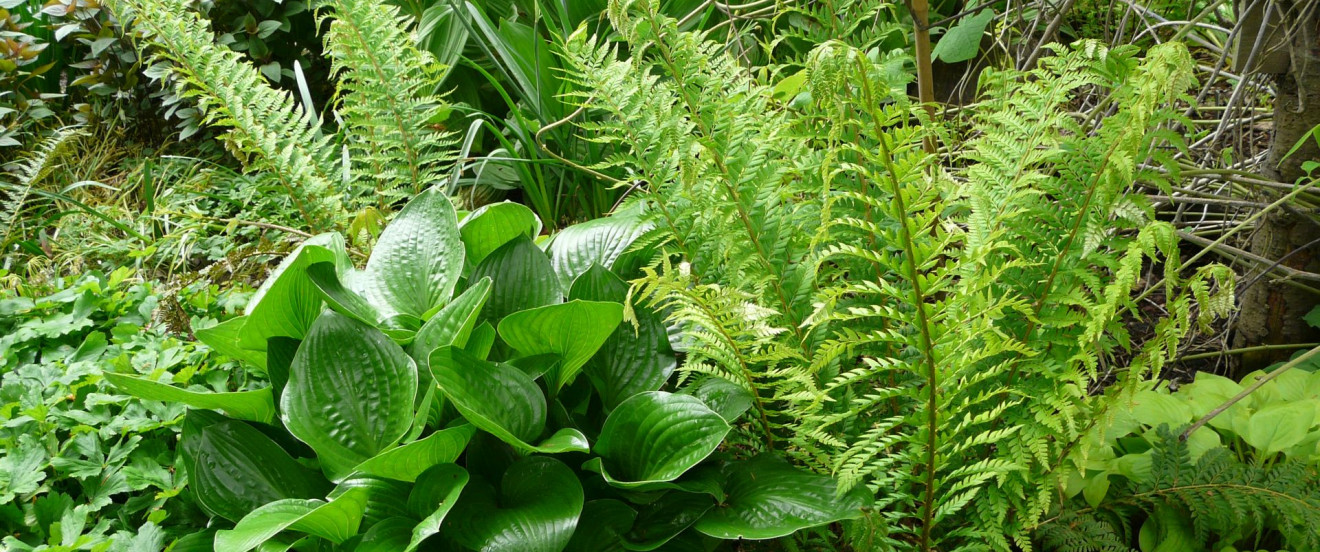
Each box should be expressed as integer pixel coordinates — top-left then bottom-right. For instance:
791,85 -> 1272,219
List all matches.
1234,3 -> 1320,370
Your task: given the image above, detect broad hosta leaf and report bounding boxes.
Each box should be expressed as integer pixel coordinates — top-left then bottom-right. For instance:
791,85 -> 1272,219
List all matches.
694,455 -> 869,540
411,278 -> 492,370
679,377 -> 753,423
569,265 -> 675,408
362,187 -> 464,319
548,211 -> 651,290
624,492 -> 716,551
498,300 -> 623,392
240,236 -> 347,350
459,202 -> 543,267
307,261 -> 381,327
470,234 -> 562,323
588,392 -> 729,489
442,457 -> 584,552
214,487 -> 369,551
565,499 -> 635,552
330,477 -> 412,527
406,463 -> 469,551
350,424 -> 475,482
185,418 -> 328,523
1243,401 -> 1316,454
281,312 -> 418,481
354,517 -> 414,552
195,316 -> 267,371
103,372 -> 275,424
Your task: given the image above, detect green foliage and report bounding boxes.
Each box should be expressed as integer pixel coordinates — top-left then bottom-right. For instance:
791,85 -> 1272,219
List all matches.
106,188 -> 867,549
0,1 -> 58,149
563,3 -> 1235,550
0,268 -> 251,549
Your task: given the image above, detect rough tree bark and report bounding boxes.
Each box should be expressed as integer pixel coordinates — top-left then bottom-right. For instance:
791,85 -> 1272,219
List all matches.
1234,1 -> 1320,370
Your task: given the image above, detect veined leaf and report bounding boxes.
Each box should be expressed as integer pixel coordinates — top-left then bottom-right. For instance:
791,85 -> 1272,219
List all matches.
214,487 -> 369,551
569,265 -> 675,408
470,234 -> 562,323
184,418 -> 329,523
441,456 -> 583,552
694,455 -> 869,540
362,187 -> 464,319
497,300 -> 623,392
588,392 -> 729,489
240,236 -> 348,350
350,424 -> 475,482
195,316 -> 267,372
459,201 -> 543,267
103,372 -> 275,424
406,463 -> 469,551
281,312 -> 418,481
411,277 -> 492,370
548,212 -> 651,290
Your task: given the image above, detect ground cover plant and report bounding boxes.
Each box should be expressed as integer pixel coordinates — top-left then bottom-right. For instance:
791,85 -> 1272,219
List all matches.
2,0 -> 1320,550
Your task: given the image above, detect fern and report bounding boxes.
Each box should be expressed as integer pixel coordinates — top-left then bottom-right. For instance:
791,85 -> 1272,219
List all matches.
0,128 -> 85,251
317,0 -> 456,207
563,4 -> 1236,550
1038,428 -> 1320,551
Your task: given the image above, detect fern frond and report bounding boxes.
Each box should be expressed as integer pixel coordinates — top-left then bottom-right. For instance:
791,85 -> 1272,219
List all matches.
0,128 -> 85,249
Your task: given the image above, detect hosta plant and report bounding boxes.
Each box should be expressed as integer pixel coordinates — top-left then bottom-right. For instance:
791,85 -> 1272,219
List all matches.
107,187 -> 868,550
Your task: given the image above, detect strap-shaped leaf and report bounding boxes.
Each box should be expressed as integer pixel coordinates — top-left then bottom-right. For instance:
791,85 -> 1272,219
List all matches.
429,346 -> 588,453
694,455 -> 870,540
281,312 -> 418,481
548,210 -> 651,290
498,300 -> 623,392
185,418 -> 329,523
569,265 -> 676,409
411,278 -> 492,370
406,463 -> 469,551
195,316 -> 267,371
459,201 -> 543,267
362,187 -> 464,319
241,235 -> 348,350
214,487 -> 369,551
350,424 -> 475,482
442,457 -> 583,552
470,234 -> 562,323
103,372 -> 275,424
588,392 -> 729,489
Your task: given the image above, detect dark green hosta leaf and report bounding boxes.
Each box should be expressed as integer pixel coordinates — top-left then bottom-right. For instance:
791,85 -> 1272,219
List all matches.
565,500 -> 635,552
569,266 -> 675,409
498,300 -> 623,392
307,261 -> 381,327
587,392 -> 728,489
214,487 -> 369,551
406,463 -> 469,551
354,518 -> 414,552
185,418 -> 328,523
549,211 -> 651,290
281,312 -> 418,481
350,424 -> 475,482
459,202 -> 543,267
694,455 -> 869,540
678,377 -> 753,423
195,316 -> 266,372
411,278 -> 492,371
330,477 -> 412,527
442,457 -> 583,552
624,492 -> 716,551
103,372 -> 275,424
363,187 -> 464,319
470,235 -> 562,323
240,236 -> 347,350
429,346 -> 588,453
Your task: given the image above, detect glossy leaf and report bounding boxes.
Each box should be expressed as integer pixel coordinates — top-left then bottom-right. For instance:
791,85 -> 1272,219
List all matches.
548,212 -> 651,290
498,300 -> 623,391
569,265 -> 675,408
350,424 -> 475,482
362,187 -> 464,319
406,463 -> 469,551
470,234 -> 562,323
624,492 -> 716,551
307,261 -> 380,327
590,392 -> 729,488
565,500 -> 636,552
442,456 -> 584,552
411,277 -> 492,370
186,419 -> 328,523
103,372 -> 275,424
281,312 -> 418,481
214,487 -> 369,551
195,316 -> 267,371
679,377 -> 753,423
459,201 -> 543,267
429,346 -> 589,453
330,477 -> 412,527
354,517 -> 414,552
694,455 -> 868,540
240,237 -> 346,349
